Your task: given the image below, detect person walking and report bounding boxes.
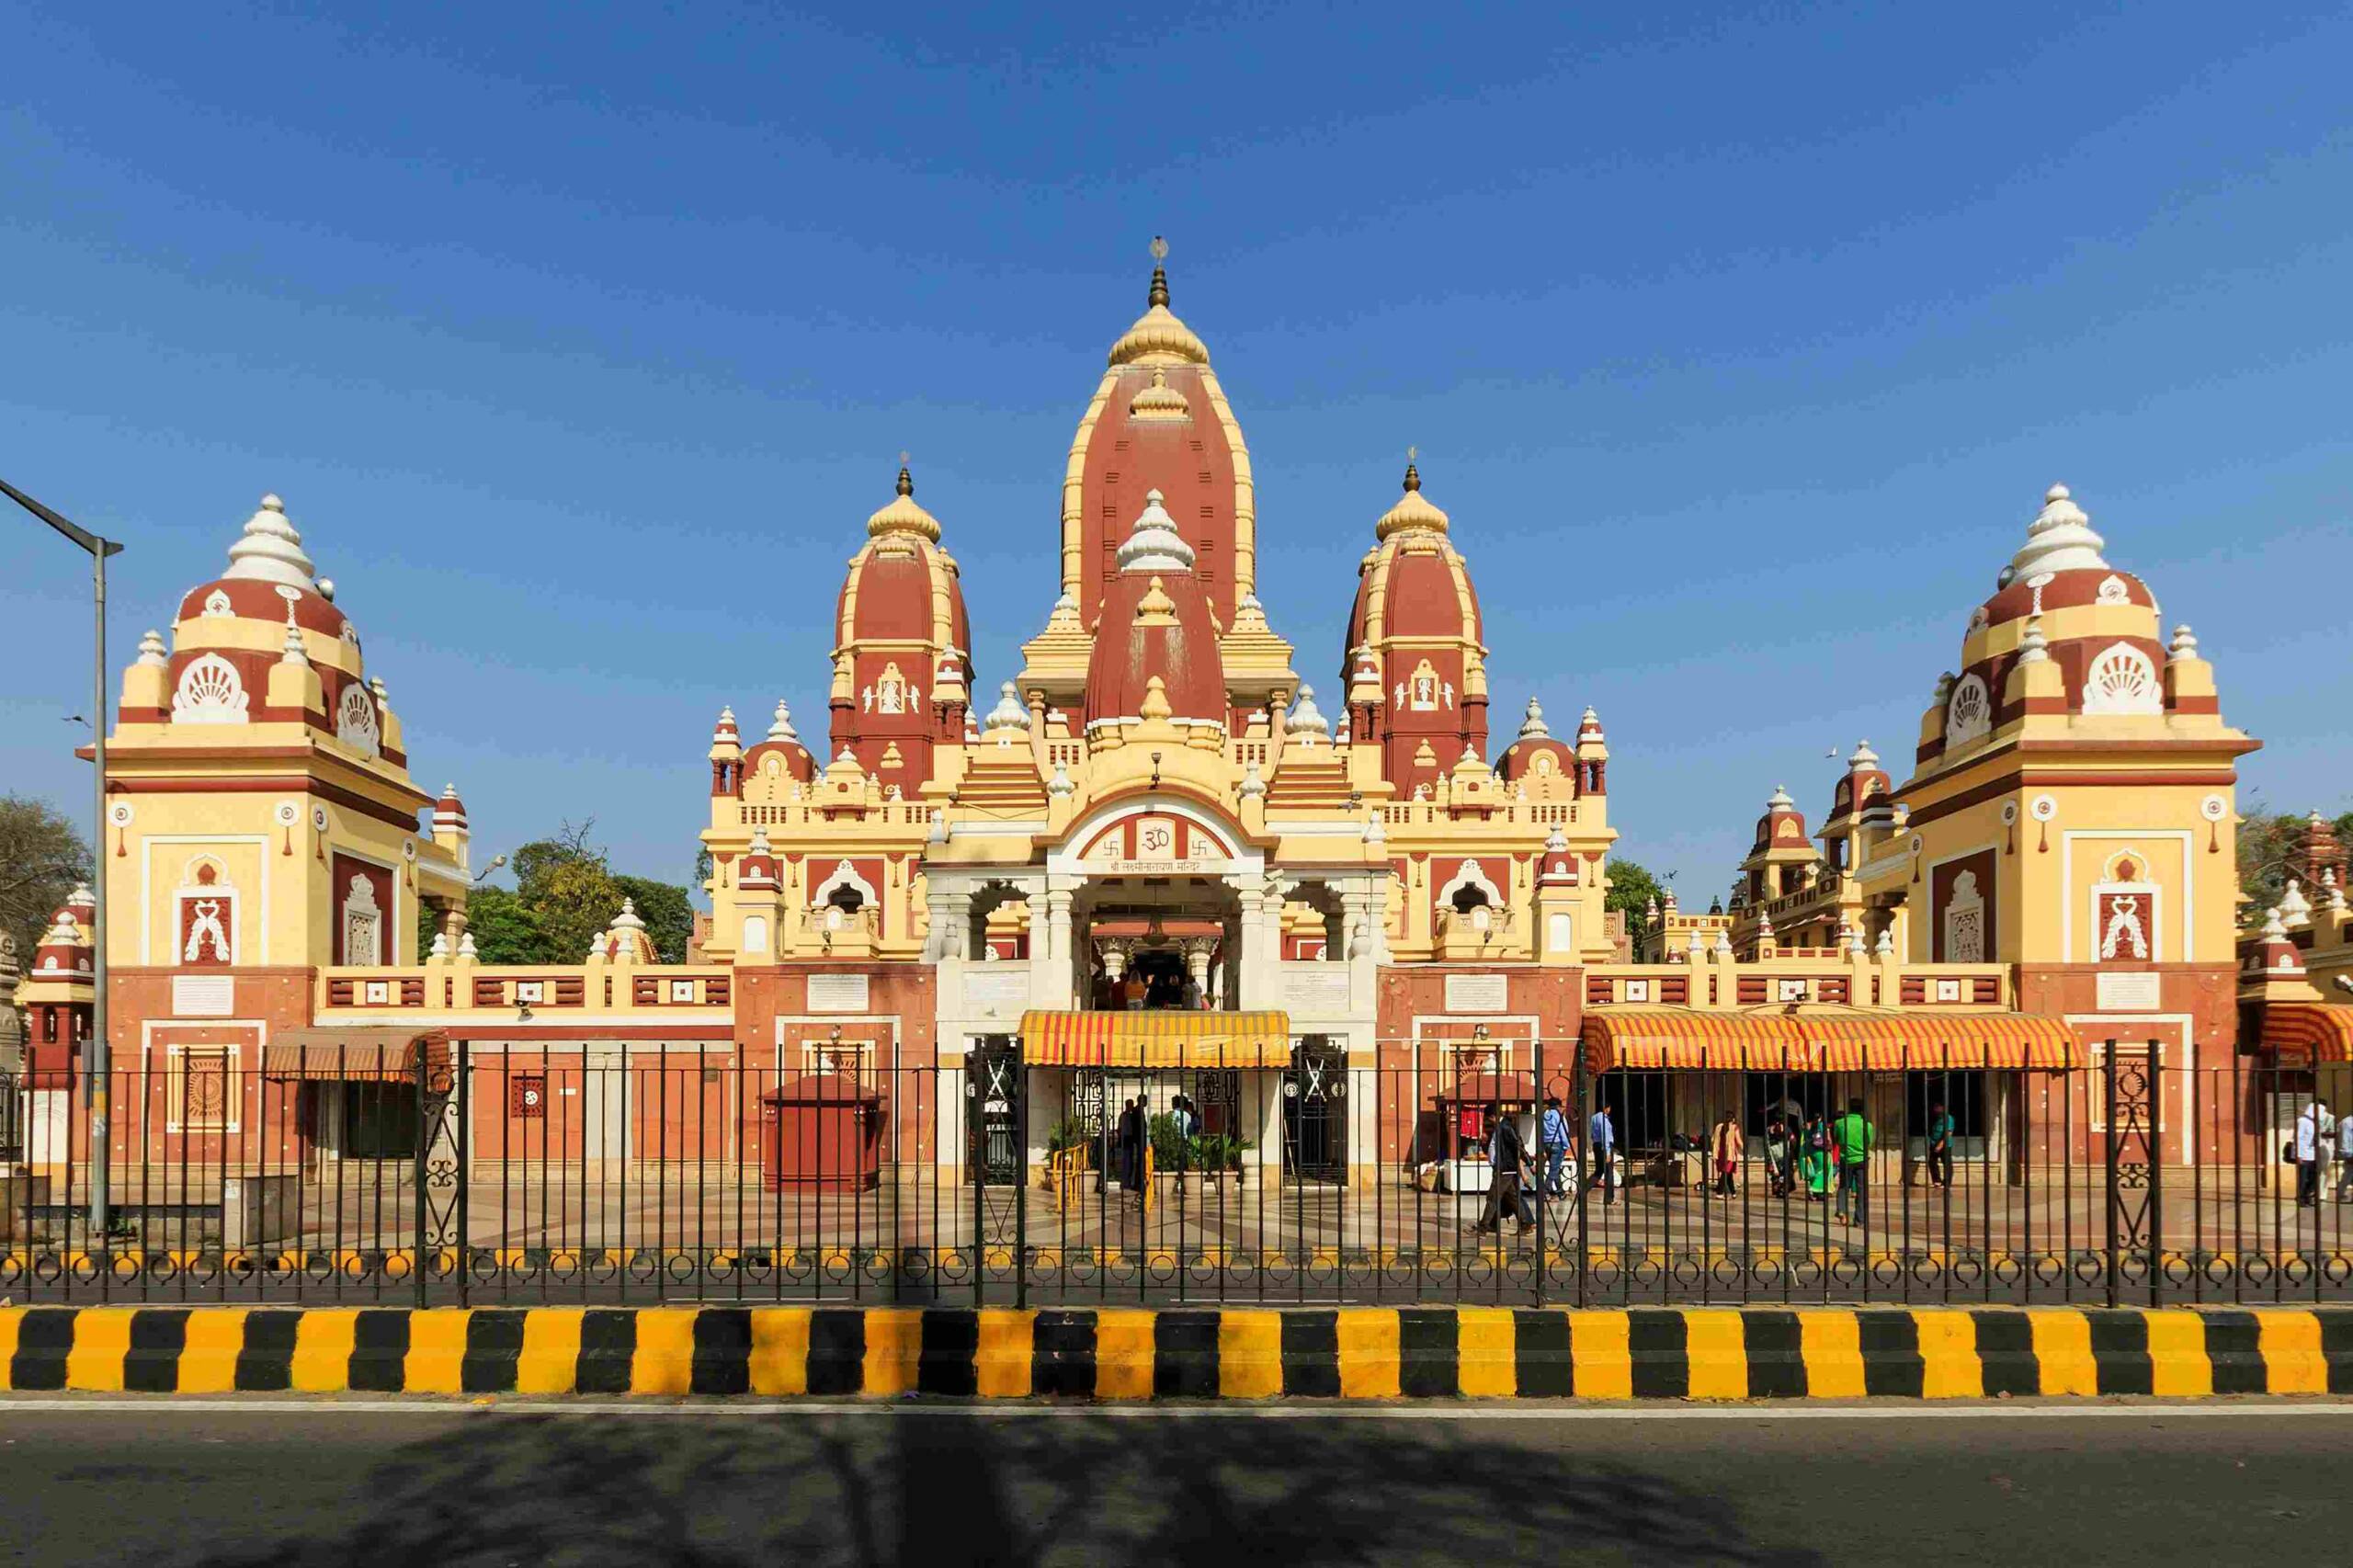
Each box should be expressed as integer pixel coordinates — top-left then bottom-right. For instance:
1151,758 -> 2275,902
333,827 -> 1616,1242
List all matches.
1540,1095 -> 1573,1198
1472,1103 -> 1534,1235
1763,1117 -> 1792,1199
1117,1096 -> 1147,1207
1801,1111 -> 1835,1203
1711,1112 -> 1745,1198
1586,1101 -> 1618,1206
1832,1097 -> 1875,1226
1923,1101 -> 1955,1189
2292,1097 -> 2332,1209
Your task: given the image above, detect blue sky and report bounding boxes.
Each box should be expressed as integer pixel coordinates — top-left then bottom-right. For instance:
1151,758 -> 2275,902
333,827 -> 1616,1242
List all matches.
3,2 -> 2347,901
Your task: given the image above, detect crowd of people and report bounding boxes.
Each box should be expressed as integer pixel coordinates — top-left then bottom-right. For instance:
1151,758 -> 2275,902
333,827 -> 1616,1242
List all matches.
1471,1096 -> 1965,1235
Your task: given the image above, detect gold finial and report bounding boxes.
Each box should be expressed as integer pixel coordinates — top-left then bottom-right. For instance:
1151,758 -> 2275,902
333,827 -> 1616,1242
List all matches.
1403,448 -> 1421,493
1148,235 -> 1170,309
1150,235 -> 1168,263
896,453 -> 913,496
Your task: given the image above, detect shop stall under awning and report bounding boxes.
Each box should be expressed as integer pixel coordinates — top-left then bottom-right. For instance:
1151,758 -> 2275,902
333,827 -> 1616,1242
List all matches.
1018,1010 -> 1291,1068
2260,1001 -> 2353,1065
1581,1006 -> 2079,1074
261,1028 -> 450,1082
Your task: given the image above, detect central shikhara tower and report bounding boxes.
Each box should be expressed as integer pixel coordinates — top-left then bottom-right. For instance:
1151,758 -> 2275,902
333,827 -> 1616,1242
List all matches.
696,244 -> 1616,1068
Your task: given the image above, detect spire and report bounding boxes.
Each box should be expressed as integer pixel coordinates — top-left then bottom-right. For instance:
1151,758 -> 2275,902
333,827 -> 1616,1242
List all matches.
2009,483 -> 2109,577
1374,450 -> 1450,540
222,494 -> 319,593
767,699 -> 800,744
866,458 -> 943,541
1518,697 -> 1550,740
1116,490 -> 1196,574
1108,236 -> 1210,367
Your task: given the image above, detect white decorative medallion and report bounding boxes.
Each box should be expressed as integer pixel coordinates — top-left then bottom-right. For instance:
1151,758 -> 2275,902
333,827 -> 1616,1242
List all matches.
171,653 -> 250,724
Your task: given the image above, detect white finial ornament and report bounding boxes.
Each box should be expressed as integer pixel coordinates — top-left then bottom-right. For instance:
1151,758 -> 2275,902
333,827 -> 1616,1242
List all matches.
1116,490 -> 1195,574
768,699 -> 799,743
1848,740 -> 1878,769
1287,684 -> 1331,742
983,681 -> 1031,737
1047,763 -> 1074,797
2261,905 -> 2289,942
1767,784 -> 1794,810
2017,617 -> 2051,664
1874,927 -> 1895,957
2009,482 -> 2109,577
222,493 -> 319,593
2168,624 -> 2199,662
1518,698 -> 1550,739
457,931 -> 479,960
427,930 -> 449,959
136,630 -> 167,666
279,604 -> 308,665
1238,760 -> 1266,799
2280,878 -> 2312,928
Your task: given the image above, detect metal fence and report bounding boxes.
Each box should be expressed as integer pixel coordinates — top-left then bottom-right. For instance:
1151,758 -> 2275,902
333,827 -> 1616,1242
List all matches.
3,1040 -> 2347,1307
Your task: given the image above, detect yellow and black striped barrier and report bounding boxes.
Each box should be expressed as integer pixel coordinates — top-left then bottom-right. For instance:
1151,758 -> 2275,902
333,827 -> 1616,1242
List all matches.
1,1304 -> 2346,1400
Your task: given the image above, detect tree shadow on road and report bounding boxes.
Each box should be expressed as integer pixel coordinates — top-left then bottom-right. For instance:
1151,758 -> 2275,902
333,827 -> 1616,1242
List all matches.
181,1404 -> 1820,1568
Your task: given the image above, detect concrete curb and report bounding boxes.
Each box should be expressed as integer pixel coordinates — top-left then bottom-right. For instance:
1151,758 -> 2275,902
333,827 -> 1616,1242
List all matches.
2,1304 -> 2347,1401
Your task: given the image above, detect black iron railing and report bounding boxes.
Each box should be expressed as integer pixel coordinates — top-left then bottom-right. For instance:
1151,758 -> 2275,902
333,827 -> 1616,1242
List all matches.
2,1042 -> 2347,1306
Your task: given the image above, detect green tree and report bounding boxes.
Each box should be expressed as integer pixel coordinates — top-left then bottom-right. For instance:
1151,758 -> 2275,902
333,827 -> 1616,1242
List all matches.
613,875 -> 695,964
460,885 -> 552,964
0,794 -> 93,964
1602,858 -> 1667,938
518,824 -> 623,963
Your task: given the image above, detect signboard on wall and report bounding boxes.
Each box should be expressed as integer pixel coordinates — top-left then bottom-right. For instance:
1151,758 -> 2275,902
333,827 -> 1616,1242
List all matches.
2094,971 -> 2164,1013
806,973 -> 871,1013
1443,973 -> 1510,1014
1284,966 -> 1352,1016
962,969 -> 1029,1017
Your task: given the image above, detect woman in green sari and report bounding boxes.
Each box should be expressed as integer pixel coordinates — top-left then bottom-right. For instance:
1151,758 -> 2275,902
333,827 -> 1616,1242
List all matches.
1800,1112 -> 1835,1202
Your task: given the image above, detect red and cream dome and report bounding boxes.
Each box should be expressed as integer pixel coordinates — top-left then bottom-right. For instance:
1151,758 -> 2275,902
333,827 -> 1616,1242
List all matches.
1342,462 -> 1489,797
1083,491 -> 1227,733
32,884 -> 96,978
1495,698 -> 1576,783
1821,741 -> 1891,829
1925,484 -> 2180,764
1752,784 -> 1808,851
142,494 -> 397,762
739,699 -> 818,787
829,465 -> 973,780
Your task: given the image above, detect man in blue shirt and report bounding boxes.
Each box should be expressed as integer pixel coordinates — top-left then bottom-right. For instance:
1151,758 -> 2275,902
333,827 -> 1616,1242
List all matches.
1540,1096 -> 1573,1197
1586,1101 -> 1617,1206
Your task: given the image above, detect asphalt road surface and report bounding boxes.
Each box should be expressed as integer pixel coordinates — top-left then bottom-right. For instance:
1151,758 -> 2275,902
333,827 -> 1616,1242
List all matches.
0,1399 -> 2343,1566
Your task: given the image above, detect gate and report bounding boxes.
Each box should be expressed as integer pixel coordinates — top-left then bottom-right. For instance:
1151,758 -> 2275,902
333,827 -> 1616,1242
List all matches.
1283,1037 -> 1347,1183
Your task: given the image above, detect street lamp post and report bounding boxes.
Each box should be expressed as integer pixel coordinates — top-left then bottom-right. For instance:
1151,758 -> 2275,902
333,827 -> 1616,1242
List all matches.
2,476 -> 123,1242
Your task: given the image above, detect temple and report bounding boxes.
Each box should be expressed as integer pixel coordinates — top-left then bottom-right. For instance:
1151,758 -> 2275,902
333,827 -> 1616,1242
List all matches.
15,245 -> 2347,1201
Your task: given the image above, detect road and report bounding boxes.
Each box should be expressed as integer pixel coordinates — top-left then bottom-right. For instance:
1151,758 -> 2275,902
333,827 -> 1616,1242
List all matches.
0,1398 -> 2341,1565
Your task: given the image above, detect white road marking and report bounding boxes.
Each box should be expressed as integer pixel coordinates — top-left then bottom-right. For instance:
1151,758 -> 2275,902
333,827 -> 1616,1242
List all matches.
0,1399 -> 2347,1421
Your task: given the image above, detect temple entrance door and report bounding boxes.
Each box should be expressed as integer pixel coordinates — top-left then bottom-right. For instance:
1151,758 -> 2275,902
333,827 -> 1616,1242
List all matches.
1282,1037 -> 1347,1185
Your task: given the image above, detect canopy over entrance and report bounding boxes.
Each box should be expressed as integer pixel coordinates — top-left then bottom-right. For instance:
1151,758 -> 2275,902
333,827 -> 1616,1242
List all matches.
1581,1006 -> 2078,1074
2261,1002 -> 2353,1065
1019,1010 -> 1291,1067
262,1028 -> 450,1082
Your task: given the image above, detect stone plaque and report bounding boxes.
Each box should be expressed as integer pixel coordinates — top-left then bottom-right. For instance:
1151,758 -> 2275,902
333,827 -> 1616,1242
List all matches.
2095,971 -> 2163,1013
171,974 -> 234,1017
1443,972 -> 1510,1014
962,969 -> 1029,1017
806,973 -> 870,1013
1284,965 -> 1353,1016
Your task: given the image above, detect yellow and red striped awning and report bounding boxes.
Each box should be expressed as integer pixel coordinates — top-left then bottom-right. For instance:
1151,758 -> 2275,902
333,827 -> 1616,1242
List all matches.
2262,1002 -> 2353,1065
1018,1010 -> 1292,1068
1582,1006 -> 2079,1074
